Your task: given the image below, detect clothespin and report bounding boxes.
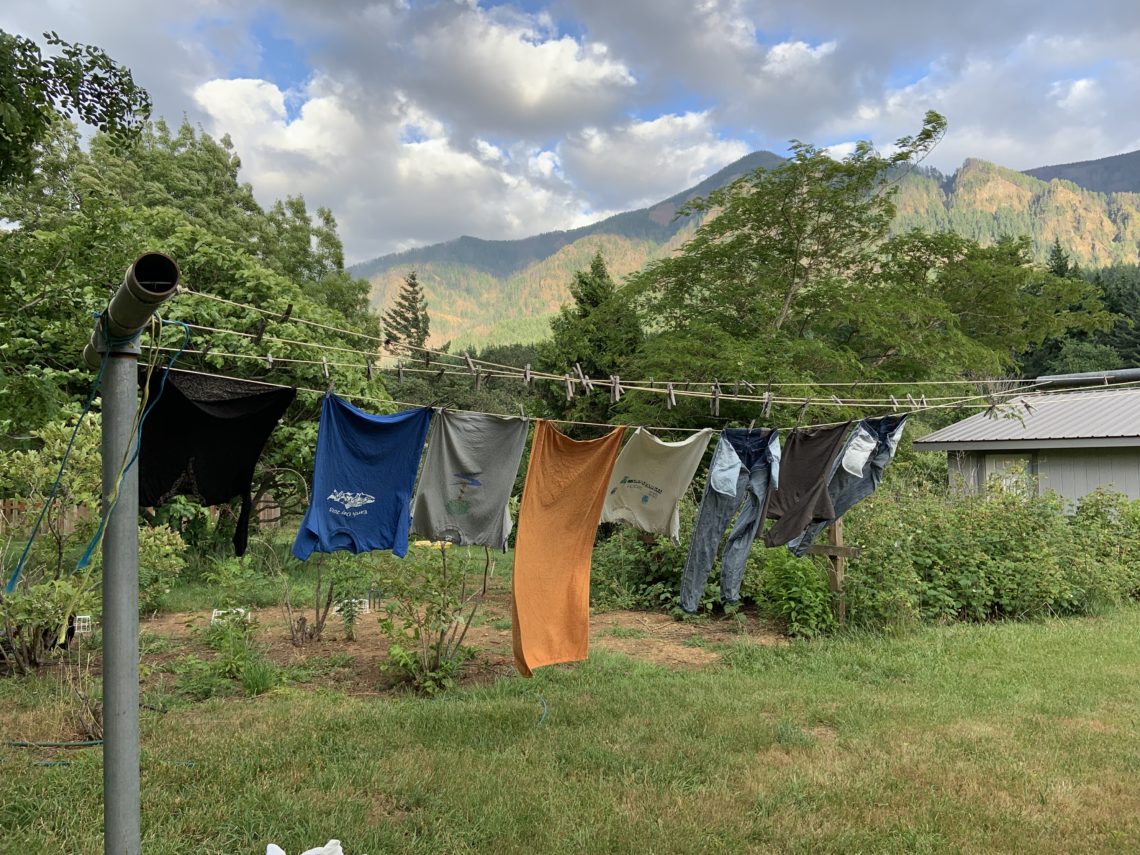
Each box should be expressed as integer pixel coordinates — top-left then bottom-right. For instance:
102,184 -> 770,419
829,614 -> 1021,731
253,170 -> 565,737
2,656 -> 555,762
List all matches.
326,380 -> 335,396
564,374 -> 575,401
524,363 -> 533,387
830,395 -> 843,406
252,318 -> 267,346
733,380 -> 741,396
278,303 -> 293,323
748,419 -> 756,431
665,383 -> 676,410
366,359 -> 374,382
797,397 -> 811,424
397,361 -> 404,384
265,353 -> 273,369
519,403 -> 526,417
890,395 -> 899,411
711,380 -> 721,416
574,363 -> 593,393
906,393 -> 918,409
761,390 -> 773,418
474,369 -> 483,391
322,358 -> 330,380
610,375 -> 624,403
743,381 -> 755,394
920,395 -> 928,408
465,354 -> 476,375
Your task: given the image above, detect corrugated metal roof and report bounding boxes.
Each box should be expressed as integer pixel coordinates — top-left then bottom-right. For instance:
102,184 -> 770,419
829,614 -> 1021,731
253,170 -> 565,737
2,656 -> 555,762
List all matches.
914,387 -> 1140,449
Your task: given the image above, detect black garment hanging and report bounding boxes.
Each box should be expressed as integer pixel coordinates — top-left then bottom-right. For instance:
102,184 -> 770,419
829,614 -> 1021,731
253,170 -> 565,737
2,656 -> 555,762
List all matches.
762,422 -> 851,548
138,370 -> 296,555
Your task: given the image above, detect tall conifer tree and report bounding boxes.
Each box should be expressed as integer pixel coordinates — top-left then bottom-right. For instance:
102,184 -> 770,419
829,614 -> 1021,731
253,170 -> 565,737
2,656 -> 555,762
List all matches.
383,271 -> 430,349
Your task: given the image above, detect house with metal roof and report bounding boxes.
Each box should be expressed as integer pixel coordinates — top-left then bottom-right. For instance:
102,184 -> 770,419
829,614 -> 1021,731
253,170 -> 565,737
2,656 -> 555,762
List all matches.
912,386 -> 1140,503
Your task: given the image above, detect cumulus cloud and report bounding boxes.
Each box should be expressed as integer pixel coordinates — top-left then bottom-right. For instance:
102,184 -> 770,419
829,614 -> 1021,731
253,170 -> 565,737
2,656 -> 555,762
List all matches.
6,0 -> 1140,262
559,112 -> 750,210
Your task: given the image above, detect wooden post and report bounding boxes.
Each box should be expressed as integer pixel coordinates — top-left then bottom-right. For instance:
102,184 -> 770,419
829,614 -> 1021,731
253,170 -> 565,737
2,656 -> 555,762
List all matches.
828,519 -> 846,625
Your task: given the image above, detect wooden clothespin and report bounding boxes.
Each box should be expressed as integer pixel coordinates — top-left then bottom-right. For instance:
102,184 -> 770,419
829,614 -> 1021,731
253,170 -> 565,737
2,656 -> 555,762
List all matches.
906,393 -> 918,409
366,359 -> 374,382
890,395 -> 899,411
761,390 -> 773,418
252,318 -> 267,346
265,353 -> 273,369
326,380 -> 336,396
831,395 -> 843,406
711,380 -> 721,416
574,363 -> 593,393
465,354 -> 477,375
519,403 -> 526,417
564,374 -> 575,401
397,361 -> 404,384
798,401 -> 816,428
920,395 -> 928,408
748,419 -> 756,431
665,383 -> 677,410
322,358 -> 330,380
278,303 -> 293,323
610,375 -> 623,403
474,369 -> 483,392
733,380 -> 741,396
524,363 -> 533,387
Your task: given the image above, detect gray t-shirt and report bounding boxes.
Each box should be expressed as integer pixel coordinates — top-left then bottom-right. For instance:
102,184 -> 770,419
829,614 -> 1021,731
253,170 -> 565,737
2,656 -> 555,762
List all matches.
601,427 -> 713,545
411,411 -> 529,550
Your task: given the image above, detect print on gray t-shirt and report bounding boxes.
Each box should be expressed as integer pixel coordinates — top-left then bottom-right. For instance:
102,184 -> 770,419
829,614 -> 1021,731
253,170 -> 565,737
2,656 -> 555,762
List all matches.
411,411 -> 529,551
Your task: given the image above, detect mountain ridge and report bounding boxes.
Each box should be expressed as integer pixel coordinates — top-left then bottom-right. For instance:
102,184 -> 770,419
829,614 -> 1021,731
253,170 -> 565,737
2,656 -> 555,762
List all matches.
354,147 -> 1140,348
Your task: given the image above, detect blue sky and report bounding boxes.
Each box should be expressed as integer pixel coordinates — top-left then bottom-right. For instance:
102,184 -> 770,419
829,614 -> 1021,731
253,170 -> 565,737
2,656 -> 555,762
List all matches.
4,0 -> 1140,262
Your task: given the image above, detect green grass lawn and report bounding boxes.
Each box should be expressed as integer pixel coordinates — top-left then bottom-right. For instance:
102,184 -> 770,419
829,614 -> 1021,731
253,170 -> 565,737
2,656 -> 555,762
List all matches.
3,608 -> 1140,853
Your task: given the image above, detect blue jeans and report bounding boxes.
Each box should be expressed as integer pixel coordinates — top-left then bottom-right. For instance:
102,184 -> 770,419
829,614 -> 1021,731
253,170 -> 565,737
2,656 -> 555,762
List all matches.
679,432 -> 778,612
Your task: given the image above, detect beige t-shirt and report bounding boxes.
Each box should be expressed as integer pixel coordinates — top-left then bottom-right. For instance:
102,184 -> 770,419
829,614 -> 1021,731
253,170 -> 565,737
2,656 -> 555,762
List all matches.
601,427 -> 714,545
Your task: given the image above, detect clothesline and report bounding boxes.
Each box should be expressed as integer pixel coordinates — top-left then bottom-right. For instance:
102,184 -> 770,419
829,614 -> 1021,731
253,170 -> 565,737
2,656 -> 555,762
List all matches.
151,362 -> 1060,434
175,285 -> 1043,393
151,344 -> 1055,411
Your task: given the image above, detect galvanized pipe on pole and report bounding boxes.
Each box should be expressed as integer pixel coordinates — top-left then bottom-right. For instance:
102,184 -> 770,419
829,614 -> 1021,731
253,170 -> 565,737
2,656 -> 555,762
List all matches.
88,252 -> 180,855
101,351 -> 142,855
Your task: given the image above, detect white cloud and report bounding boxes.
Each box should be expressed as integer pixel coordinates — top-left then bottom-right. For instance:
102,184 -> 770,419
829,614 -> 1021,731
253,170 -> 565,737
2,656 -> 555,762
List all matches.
559,112 -> 750,209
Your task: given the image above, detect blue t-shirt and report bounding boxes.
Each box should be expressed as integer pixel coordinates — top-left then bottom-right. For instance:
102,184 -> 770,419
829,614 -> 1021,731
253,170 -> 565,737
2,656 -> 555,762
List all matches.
292,395 -> 433,560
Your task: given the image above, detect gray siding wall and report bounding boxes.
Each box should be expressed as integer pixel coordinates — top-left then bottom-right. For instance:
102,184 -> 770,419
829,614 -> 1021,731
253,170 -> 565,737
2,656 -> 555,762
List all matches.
947,448 -> 1140,503
1036,448 -> 1140,503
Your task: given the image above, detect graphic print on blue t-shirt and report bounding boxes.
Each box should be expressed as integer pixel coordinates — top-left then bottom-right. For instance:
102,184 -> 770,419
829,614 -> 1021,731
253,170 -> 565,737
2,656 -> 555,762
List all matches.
292,395 -> 432,560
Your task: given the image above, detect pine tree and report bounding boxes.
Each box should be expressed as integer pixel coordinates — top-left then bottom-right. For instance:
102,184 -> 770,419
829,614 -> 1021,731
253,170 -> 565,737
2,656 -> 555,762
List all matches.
1047,238 -> 1073,278
383,271 -> 430,349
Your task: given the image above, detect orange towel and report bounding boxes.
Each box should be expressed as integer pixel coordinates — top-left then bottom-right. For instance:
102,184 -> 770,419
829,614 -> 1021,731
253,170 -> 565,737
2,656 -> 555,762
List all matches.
512,420 -> 626,677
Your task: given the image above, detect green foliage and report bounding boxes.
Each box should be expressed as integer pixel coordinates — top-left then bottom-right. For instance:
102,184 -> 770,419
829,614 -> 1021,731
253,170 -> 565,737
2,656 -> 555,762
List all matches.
746,550 -> 836,639
589,525 -> 690,612
375,544 -> 485,694
137,524 -> 187,614
537,252 -> 644,427
0,118 -> 385,540
0,30 -> 150,186
174,613 -> 278,700
382,270 -> 430,349
842,473 -> 1140,631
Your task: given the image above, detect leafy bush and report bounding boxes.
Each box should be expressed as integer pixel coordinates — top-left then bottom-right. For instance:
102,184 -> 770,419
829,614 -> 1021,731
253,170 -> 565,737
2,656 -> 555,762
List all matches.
843,473 -> 1140,630
137,524 -> 187,613
375,543 -> 487,694
746,550 -> 836,638
589,498 -> 695,612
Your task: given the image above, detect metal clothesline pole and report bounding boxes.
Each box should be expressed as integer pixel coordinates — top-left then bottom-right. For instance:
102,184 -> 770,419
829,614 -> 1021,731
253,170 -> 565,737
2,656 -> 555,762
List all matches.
85,252 -> 180,855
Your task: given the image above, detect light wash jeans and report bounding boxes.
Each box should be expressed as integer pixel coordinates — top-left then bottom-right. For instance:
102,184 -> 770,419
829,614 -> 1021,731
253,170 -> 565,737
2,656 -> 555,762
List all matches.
679,431 -> 778,612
